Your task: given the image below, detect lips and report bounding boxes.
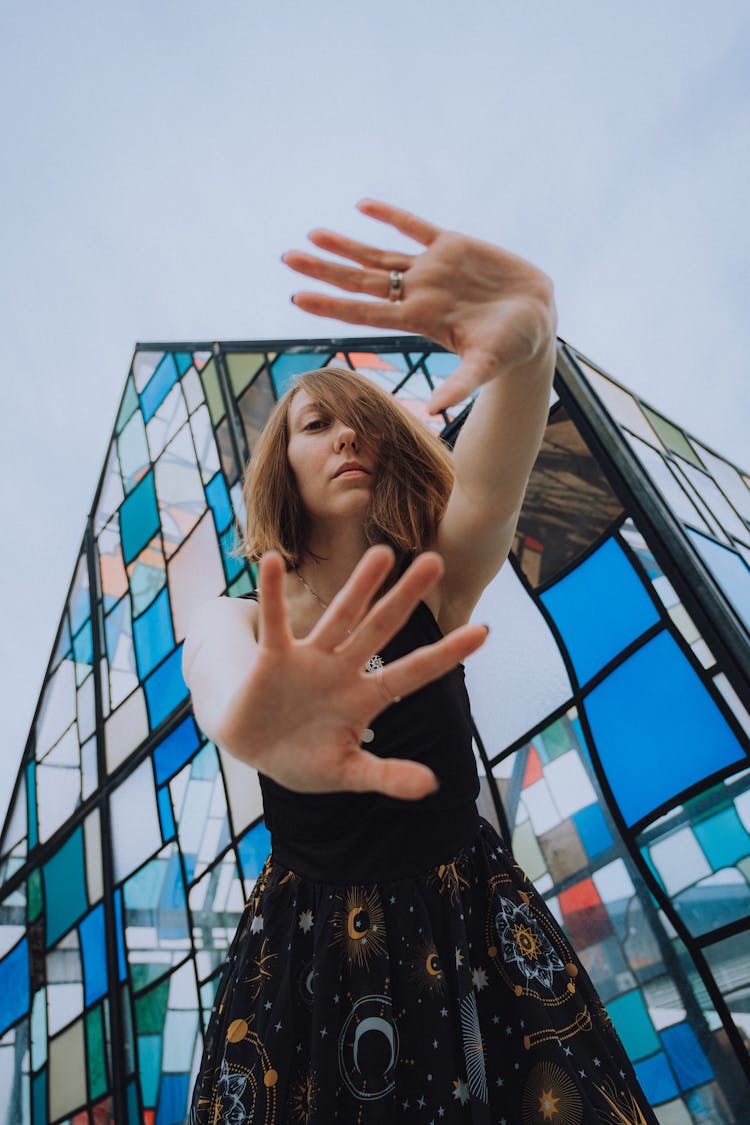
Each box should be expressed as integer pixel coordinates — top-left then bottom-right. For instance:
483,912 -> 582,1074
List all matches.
333,461 -> 369,478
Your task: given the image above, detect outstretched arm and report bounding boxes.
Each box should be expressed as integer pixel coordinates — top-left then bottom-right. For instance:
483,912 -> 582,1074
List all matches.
283,200 -> 558,623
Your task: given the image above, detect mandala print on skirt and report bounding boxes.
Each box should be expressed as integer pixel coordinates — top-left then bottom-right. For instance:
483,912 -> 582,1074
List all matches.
188,818 -> 658,1124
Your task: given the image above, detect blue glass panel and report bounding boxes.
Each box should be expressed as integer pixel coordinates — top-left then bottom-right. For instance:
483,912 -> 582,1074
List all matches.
32,1067 -> 47,1125
220,526 -> 246,582
114,889 -> 127,981
693,805 -> 750,869
572,803 -> 614,858
686,528 -> 750,633
419,352 -> 461,377
72,619 -> 93,666
606,990 -> 660,1060
540,538 -> 660,685
153,716 -> 202,785
205,472 -> 233,533
105,595 -> 132,660
0,938 -> 29,1037
157,786 -> 175,841
661,1022 -> 714,1090
27,761 -> 38,849
120,472 -> 160,567
144,645 -> 188,728
156,1073 -> 189,1125
79,903 -> 108,1004
585,631 -> 746,825
141,353 -> 179,423
133,587 -> 174,679
270,352 -> 327,398
634,1052 -> 679,1104
175,351 -> 193,377
159,855 -> 188,936
43,826 -> 88,946
238,821 -> 272,881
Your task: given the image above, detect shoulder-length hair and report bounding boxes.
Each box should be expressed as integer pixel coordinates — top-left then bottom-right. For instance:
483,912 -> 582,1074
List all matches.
235,366 -> 454,568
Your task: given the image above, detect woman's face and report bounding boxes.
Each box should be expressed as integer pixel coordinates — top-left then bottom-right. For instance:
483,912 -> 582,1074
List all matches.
286,389 -> 378,522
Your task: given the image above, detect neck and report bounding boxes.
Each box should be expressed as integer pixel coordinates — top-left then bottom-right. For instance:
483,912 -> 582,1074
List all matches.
297,520 -> 373,603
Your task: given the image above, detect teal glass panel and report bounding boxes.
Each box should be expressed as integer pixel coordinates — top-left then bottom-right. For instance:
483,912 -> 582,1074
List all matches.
143,645 -> 187,728
220,526 -> 245,582
205,472 -> 232,533
116,373 -> 139,433
153,716 -> 202,785
32,1067 -> 47,1125
174,351 -> 192,376
661,1022 -> 713,1090
133,587 -> 174,679
607,990 -> 660,1061
141,354 -> 179,423
43,827 -> 88,946
113,889 -> 127,982
127,1079 -> 140,1125
686,527 -> 750,632
540,537 -> 660,685
156,1074 -> 189,1125
136,1033 -> 162,1107
693,805 -> 750,869
237,821 -> 272,881
120,472 -> 160,567
0,938 -> 29,1036
26,761 -> 38,849
585,631 -> 746,825
157,787 -> 175,841
79,904 -> 108,1004
270,352 -> 327,397
634,1051 -> 679,1104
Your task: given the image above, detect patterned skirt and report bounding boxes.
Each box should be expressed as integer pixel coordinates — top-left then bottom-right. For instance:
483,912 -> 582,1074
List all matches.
188,816 -> 657,1124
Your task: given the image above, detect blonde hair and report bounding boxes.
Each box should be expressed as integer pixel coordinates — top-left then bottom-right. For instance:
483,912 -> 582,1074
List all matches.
236,366 -> 454,567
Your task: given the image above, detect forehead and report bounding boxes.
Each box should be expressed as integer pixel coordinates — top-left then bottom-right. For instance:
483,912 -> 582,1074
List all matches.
288,389 -> 321,424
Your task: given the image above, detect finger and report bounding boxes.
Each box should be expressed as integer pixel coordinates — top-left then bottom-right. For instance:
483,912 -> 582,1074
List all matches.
427,366 -> 478,414
340,553 -> 445,665
257,552 -> 293,651
290,291 -> 405,328
357,199 -> 441,247
373,623 -> 490,701
282,250 -> 387,299
338,748 -> 440,801
307,545 -> 395,649
306,228 -> 413,272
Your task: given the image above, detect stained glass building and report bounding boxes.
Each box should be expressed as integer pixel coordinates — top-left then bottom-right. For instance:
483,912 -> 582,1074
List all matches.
1,337 -> 749,1124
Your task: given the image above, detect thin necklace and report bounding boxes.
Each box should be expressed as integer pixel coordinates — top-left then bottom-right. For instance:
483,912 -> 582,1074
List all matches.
294,568 -> 383,744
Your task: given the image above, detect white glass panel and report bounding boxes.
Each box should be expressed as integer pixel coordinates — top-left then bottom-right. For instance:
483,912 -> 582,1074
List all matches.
147,381 -> 188,462
104,688 -> 149,774
110,759 -> 161,883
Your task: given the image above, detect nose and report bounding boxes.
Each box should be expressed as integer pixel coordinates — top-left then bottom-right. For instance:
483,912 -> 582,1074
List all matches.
333,422 -> 358,452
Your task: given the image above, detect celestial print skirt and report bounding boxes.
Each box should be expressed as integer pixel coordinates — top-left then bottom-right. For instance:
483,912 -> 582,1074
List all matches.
188,816 -> 658,1124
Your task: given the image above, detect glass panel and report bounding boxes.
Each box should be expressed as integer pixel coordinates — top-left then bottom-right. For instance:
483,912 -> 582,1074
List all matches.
47,927 -> 84,1036
140,353 -> 178,424
677,461 -> 750,544
94,445 -> 125,536
98,517 -> 129,611
146,380 -> 188,463
170,743 -> 230,883
154,424 -> 204,560
36,726 -> 81,842
43,827 -> 89,947
639,405 -> 704,469
510,402 -> 625,588
685,528 -> 750,634
693,442 -> 750,525
199,357 -> 225,425
115,372 -> 139,434
189,402 -> 221,485
167,512 -> 226,645
104,686 -> 148,774
110,760 -> 162,884
48,1016 -> 87,1120
127,534 -> 166,616
117,409 -> 150,496
132,352 -> 164,393
584,630 -> 746,826
225,352 -> 264,396
576,359 -> 667,449
621,433 -> 712,534
122,844 -> 191,978
104,595 -> 138,711
119,472 -> 160,567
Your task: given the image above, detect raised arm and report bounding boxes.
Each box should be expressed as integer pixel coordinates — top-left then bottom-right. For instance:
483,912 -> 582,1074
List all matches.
283,200 -> 557,625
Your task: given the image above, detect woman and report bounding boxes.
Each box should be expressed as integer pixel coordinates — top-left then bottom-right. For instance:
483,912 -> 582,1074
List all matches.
184,202 -> 657,1123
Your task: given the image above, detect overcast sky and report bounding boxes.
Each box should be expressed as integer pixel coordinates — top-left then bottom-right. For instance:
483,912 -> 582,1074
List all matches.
1,1 -> 748,829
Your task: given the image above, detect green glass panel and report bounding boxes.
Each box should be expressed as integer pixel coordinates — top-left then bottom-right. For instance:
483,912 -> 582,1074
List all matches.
228,570 -> 253,597
226,352 -> 264,395
538,717 -> 573,762
693,805 -> 750,870
640,405 -> 704,469
116,374 -> 139,434
135,977 -> 169,1034
131,962 -> 168,993
28,868 -> 42,921
200,358 -> 225,425
86,1003 -> 108,1099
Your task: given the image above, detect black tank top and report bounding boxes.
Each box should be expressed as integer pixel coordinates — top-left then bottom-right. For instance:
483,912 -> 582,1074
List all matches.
237,592 -> 481,881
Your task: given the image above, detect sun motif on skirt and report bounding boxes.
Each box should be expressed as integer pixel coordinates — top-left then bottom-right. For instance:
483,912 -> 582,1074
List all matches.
289,1067 -> 319,1122
521,1060 -> 583,1125
329,886 -> 387,970
409,936 -> 447,997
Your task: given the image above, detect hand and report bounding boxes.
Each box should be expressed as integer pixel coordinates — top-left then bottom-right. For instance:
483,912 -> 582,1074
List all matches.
220,546 -> 488,800
282,199 -> 557,414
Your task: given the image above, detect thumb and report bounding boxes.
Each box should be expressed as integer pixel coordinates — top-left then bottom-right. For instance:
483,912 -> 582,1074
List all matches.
338,750 -> 440,801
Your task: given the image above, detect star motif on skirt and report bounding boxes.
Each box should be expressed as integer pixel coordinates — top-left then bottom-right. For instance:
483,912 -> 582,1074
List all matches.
298,909 -> 314,933
250,914 -> 263,934
455,947 -> 464,969
471,966 -> 488,991
452,1079 -> 470,1105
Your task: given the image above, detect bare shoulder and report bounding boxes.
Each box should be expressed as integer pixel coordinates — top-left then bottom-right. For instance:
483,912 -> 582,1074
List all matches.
182,593 -> 260,683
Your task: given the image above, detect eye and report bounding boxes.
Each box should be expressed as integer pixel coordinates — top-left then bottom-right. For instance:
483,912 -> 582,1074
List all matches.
303,418 -> 328,431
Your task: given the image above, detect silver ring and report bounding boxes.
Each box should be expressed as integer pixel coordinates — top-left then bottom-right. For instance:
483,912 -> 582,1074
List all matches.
376,663 -> 402,704
388,269 -> 405,303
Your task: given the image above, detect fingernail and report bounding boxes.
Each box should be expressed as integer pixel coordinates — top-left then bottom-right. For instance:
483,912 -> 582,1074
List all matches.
290,295 -> 298,305
482,624 -> 491,635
